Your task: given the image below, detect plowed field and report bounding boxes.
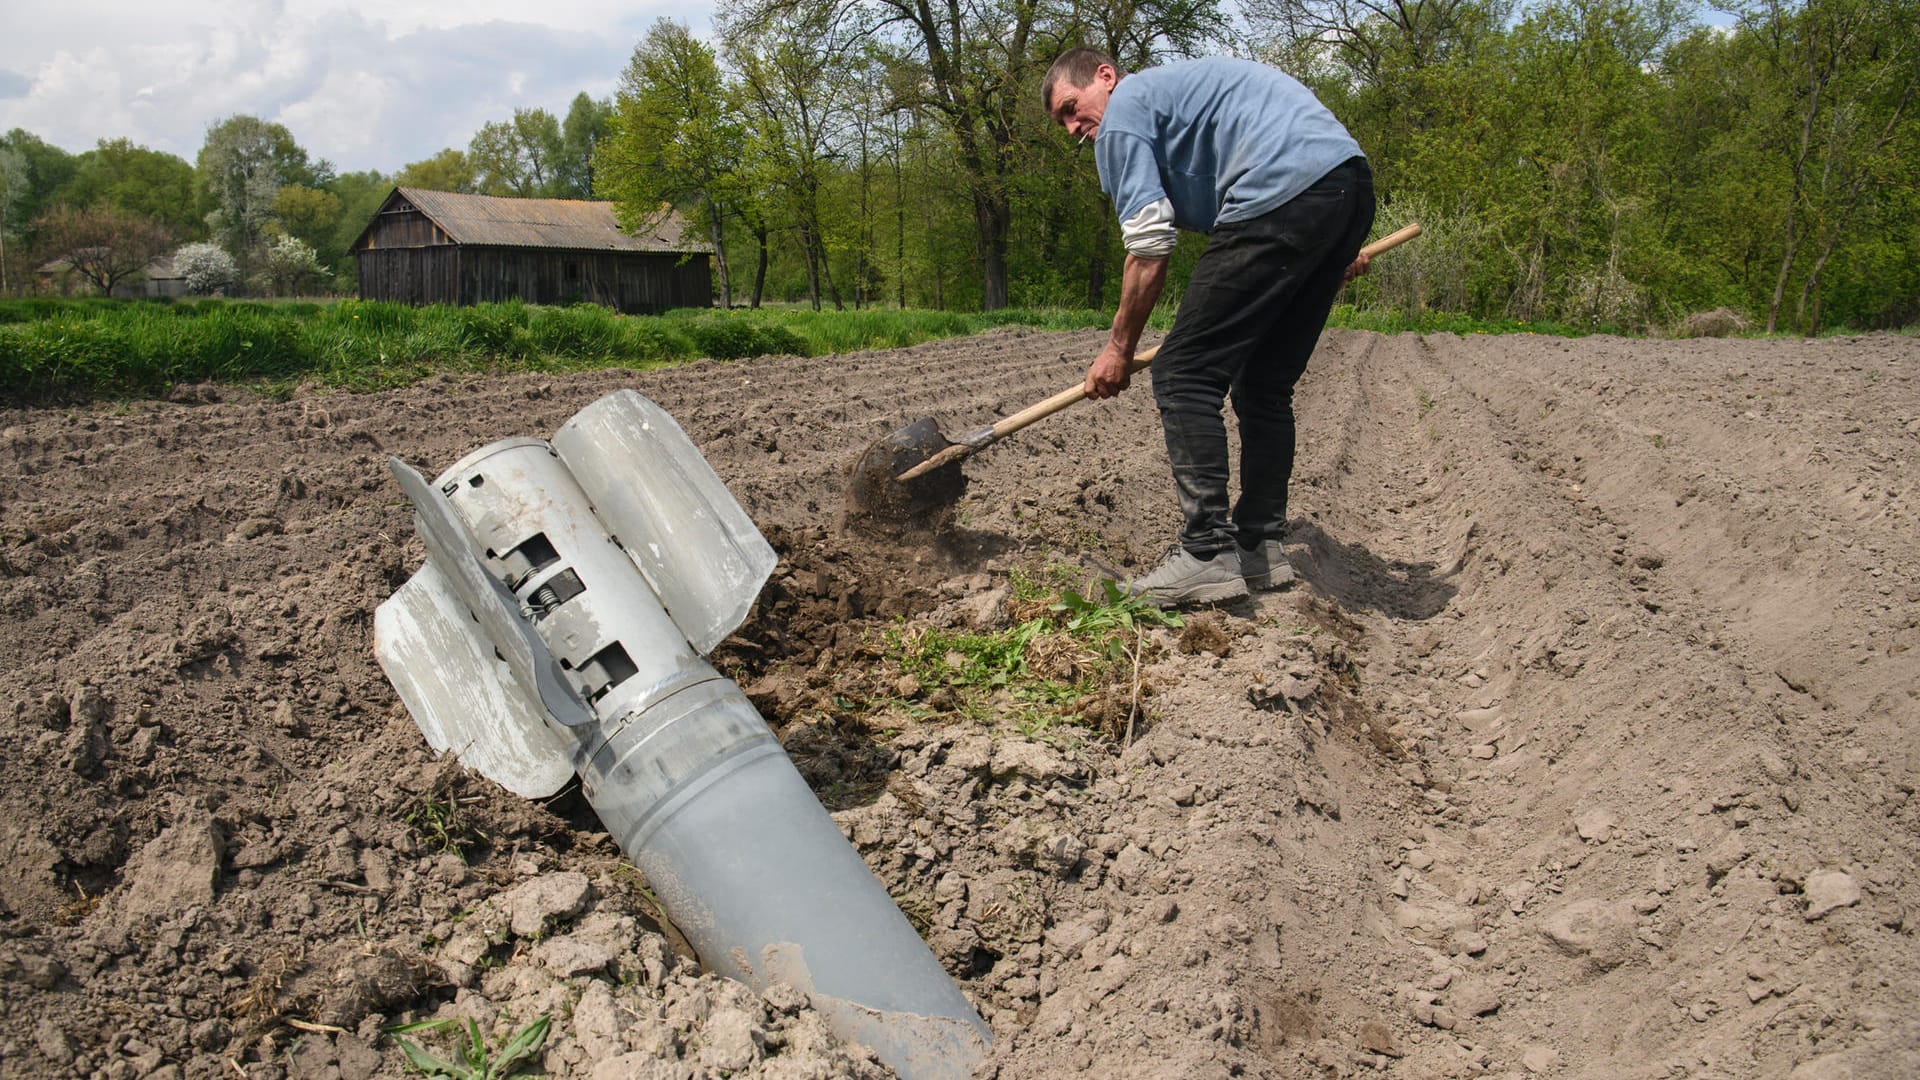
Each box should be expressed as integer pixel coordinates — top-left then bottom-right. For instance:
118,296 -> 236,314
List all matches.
1,326 -> 1915,1079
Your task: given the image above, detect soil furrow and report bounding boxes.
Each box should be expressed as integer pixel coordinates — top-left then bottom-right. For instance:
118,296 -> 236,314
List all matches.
1,328 -> 1915,1079
1316,330 -> 1920,1076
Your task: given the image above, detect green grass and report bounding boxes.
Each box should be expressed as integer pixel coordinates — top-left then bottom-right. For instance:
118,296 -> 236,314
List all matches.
18,291 -> 1791,404
0,297 -> 1123,403
387,1014 -> 550,1080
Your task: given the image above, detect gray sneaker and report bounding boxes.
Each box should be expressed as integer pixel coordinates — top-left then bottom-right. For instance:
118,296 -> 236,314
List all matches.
1124,546 -> 1249,606
1239,539 -> 1298,590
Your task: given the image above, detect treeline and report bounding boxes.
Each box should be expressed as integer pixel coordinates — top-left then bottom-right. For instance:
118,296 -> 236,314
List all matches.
0,96 -> 612,299
3,0 -> 1914,334
613,0 -> 1916,332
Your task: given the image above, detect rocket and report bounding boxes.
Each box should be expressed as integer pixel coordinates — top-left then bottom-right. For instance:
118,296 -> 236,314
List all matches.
373,389 -> 991,1079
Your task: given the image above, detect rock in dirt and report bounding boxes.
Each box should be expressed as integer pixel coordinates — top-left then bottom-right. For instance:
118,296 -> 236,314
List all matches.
62,719 -> 109,777
1774,659 -> 1823,698
1574,808 -> 1619,843
536,934 -> 615,978
1045,913 -> 1109,959
34,1019 -> 74,1067
1522,1045 -> 1559,1073
499,871 -> 593,937
8,951 -> 65,990
1356,1020 -> 1403,1057
1804,870 -> 1862,920
696,1006 -> 768,1072
282,944 -> 438,1029
1456,706 -> 1503,735
990,739 -> 1080,784
571,981 -> 629,1060
956,583 -> 1012,628
1453,931 -> 1489,956
1450,981 -> 1503,1017
1538,898 -> 1636,971
286,1033 -> 381,1080
1392,897 -> 1475,938
115,803 -> 223,924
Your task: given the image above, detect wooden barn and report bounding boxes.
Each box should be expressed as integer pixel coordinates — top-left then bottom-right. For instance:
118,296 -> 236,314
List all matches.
349,187 -> 711,314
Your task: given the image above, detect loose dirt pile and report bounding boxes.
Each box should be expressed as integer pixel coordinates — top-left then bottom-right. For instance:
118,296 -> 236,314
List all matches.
0,326 -> 1915,1079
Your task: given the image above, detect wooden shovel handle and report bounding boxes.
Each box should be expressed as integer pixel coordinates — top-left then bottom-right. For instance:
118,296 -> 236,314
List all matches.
989,222 -> 1423,442
1362,223 -> 1424,258
983,344 -> 1161,438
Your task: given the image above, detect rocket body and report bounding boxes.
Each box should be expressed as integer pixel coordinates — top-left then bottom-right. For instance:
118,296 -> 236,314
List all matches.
374,391 -> 990,1080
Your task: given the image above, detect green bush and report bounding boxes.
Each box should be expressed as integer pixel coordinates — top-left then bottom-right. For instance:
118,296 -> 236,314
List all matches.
2,319 -> 134,394
453,302 -> 532,357
0,297 -> 138,324
528,304 -> 626,360
618,320 -> 696,366
158,305 -> 309,383
331,299 -> 410,333
678,315 -> 810,360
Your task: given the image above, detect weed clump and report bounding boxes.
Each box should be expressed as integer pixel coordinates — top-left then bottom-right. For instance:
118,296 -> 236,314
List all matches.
388,1013 -> 551,1080
879,579 -> 1184,743
1673,307 -> 1752,338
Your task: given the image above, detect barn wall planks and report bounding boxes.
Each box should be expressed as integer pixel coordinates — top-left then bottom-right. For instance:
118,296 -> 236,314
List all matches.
352,191 -> 713,314
456,249 -> 711,314
355,246 -> 711,314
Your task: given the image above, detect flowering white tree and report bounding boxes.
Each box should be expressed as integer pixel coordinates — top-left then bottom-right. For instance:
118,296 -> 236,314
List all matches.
257,235 -> 325,296
173,242 -> 239,295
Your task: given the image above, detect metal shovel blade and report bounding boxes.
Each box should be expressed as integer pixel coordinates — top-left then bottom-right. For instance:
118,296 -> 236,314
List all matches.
844,416 -> 966,527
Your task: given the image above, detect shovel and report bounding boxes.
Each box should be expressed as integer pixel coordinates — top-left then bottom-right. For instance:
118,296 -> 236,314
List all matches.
846,223 -> 1422,525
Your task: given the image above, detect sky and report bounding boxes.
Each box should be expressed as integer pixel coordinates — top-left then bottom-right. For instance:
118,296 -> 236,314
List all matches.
0,1 -> 714,174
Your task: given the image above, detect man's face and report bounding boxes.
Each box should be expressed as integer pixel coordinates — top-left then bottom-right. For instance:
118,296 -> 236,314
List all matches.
1049,64 -> 1118,142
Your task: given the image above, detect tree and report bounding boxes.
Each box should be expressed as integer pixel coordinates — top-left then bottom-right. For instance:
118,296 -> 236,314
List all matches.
273,184 -> 343,256
557,94 -> 614,199
256,234 -> 326,296
33,204 -> 174,296
469,108 -> 566,197
174,241 -> 239,294
0,145 -> 26,295
0,130 -> 79,230
602,19 -> 749,307
56,138 -> 202,237
197,116 -> 327,273
1737,0 -> 1920,332
1243,0 -> 1516,85
728,9 -> 863,310
726,0 -> 1230,310
395,149 -> 475,193
1,130 -> 79,290
324,169 -> 394,278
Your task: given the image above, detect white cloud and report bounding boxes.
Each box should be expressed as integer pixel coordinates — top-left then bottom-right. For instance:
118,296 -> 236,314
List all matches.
0,1 -> 712,172
299,0 -> 657,36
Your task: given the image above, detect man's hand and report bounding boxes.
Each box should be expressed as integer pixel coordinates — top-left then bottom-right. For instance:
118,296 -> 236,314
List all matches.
1342,252 -> 1371,284
1085,342 -> 1133,399
1089,253 -> 1168,399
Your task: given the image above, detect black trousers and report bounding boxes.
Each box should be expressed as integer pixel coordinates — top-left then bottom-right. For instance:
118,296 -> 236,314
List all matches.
1150,156 -> 1376,556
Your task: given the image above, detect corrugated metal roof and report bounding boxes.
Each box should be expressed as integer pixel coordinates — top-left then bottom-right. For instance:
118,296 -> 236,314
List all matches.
389,187 -> 710,253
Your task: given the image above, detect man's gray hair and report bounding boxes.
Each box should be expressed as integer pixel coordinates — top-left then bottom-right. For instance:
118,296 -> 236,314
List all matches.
1042,47 -> 1123,113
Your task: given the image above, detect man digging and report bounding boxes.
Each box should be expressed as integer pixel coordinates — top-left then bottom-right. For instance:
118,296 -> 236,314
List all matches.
1043,48 -> 1376,606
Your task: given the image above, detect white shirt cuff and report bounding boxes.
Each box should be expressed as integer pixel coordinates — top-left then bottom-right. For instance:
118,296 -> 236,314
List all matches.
1120,198 -> 1177,258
